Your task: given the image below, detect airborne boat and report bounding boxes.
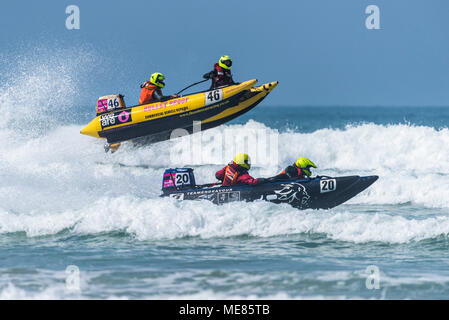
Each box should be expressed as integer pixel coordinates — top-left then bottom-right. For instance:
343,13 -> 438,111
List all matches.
80,79 -> 278,145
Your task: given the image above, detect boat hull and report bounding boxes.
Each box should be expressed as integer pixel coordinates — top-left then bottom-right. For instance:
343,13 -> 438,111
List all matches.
162,175 -> 378,210
80,80 -> 278,144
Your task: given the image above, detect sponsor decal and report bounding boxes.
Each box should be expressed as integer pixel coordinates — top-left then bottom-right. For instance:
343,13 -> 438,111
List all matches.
163,173 -> 176,188
197,194 -> 217,201
144,112 -> 164,120
274,183 -> 310,206
117,110 -> 130,122
100,109 -> 132,129
266,194 -> 277,201
179,101 -> 226,118
143,97 -> 189,113
100,113 -> 116,128
97,97 -> 124,114
97,99 -> 107,114
169,193 -> 185,200
183,189 -> 240,204
186,188 -> 232,196
145,106 -> 189,120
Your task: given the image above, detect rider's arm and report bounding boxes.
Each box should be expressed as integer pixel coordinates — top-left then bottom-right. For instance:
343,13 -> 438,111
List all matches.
285,165 -> 300,178
203,70 -> 216,79
215,167 -> 226,181
236,173 -> 259,185
228,72 -> 237,85
152,89 -> 173,102
269,166 -> 297,181
271,173 -> 289,180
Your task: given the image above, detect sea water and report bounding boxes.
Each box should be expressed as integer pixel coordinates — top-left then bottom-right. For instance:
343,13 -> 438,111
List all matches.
1,51 -> 449,300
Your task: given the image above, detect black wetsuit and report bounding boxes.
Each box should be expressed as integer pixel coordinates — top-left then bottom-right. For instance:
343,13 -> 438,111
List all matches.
203,63 -> 236,89
152,88 -> 172,102
272,165 -> 307,180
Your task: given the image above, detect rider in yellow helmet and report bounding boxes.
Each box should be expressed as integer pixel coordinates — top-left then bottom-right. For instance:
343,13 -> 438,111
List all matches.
215,153 -> 265,186
274,157 -> 317,180
106,73 -> 179,153
139,72 -> 179,105
203,55 -> 237,89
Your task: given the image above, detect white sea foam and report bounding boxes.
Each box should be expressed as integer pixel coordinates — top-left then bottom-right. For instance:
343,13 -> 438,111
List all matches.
3,266 -> 447,299
2,121 -> 449,243
2,190 -> 449,243
0,47 -> 97,136
0,281 -> 353,300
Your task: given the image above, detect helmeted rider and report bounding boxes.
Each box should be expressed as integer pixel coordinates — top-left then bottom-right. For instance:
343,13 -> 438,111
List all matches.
203,55 -> 236,89
215,153 -> 266,186
274,157 -> 317,180
139,72 -> 179,105
106,73 -> 177,153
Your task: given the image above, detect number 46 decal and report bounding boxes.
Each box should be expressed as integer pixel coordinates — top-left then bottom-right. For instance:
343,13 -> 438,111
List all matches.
107,97 -> 121,111
320,179 -> 336,193
204,89 -> 223,106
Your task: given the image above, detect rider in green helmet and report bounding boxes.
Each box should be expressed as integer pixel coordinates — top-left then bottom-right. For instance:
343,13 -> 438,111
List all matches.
215,153 -> 268,186
139,72 -> 179,105
273,157 -> 317,180
203,55 -> 237,89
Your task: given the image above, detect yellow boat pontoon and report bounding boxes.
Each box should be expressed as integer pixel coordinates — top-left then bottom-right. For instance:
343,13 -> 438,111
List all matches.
80,79 -> 278,145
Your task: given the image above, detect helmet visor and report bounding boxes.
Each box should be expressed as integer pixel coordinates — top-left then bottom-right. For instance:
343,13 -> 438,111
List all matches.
157,75 -> 165,86
303,165 -> 313,177
244,158 -> 251,169
222,60 -> 232,68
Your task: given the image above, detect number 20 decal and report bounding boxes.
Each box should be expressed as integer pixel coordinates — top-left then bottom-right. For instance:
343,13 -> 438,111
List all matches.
320,179 -> 336,193
175,173 -> 190,186
204,89 -> 223,106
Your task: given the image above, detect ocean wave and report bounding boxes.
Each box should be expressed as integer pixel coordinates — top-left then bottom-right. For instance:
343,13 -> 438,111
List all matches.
0,281 -> 352,300
1,121 -> 449,243
2,193 -> 449,244
0,46 -> 98,136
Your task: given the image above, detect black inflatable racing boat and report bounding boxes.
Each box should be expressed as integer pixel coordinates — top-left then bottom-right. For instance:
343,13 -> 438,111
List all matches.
161,168 -> 378,210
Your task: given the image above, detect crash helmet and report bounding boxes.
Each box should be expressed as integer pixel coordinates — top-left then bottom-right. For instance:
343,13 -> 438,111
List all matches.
219,55 -> 232,70
295,157 -> 317,177
234,153 -> 251,170
150,72 -> 165,88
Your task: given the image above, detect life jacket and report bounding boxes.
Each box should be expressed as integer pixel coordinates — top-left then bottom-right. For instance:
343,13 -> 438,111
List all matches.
213,63 -> 233,88
222,164 -> 239,186
139,82 -> 158,105
279,165 -> 303,178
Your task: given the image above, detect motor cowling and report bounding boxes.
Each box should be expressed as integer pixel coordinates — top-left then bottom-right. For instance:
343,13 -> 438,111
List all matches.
96,94 -> 126,116
162,168 -> 196,192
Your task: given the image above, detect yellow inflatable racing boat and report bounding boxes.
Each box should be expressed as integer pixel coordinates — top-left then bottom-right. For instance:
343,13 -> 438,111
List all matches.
80,79 -> 278,145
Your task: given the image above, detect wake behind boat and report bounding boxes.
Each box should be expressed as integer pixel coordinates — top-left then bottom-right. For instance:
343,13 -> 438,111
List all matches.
161,168 -> 378,210
80,79 -> 278,145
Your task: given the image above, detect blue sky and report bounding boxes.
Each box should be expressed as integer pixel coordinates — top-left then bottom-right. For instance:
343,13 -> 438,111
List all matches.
1,0 -> 449,107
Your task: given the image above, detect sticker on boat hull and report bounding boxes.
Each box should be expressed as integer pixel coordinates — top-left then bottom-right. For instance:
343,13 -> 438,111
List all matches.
169,193 -> 185,200
217,191 -> 240,204
204,89 -> 223,106
274,183 -> 310,206
320,179 -> 336,193
100,109 -> 132,129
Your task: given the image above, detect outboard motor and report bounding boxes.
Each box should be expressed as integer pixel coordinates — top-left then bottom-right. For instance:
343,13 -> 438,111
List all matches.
162,168 -> 196,192
96,94 -> 126,116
